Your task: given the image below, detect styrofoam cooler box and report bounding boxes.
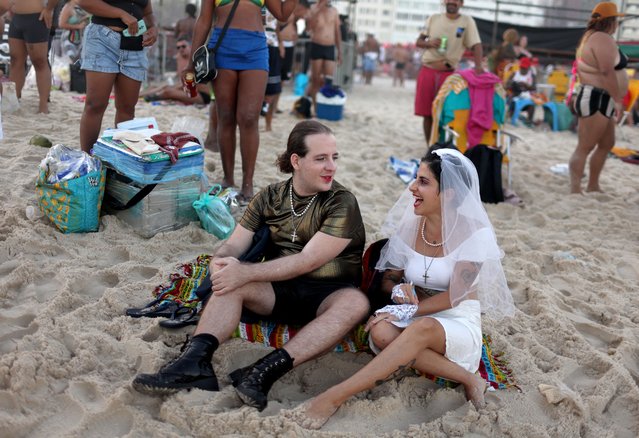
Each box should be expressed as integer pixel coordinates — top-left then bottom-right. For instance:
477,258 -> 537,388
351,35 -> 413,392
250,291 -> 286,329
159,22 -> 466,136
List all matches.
104,170 -> 203,238
316,92 -> 347,121
93,136 -> 204,185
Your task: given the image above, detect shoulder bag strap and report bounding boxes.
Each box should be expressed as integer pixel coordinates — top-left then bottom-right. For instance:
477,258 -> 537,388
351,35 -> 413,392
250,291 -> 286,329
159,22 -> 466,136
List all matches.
211,0 -> 242,54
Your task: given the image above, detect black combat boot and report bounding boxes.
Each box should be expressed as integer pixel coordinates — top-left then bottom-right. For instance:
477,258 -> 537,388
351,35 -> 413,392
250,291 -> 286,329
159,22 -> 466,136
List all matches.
230,348 -> 294,411
132,334 -> 219,395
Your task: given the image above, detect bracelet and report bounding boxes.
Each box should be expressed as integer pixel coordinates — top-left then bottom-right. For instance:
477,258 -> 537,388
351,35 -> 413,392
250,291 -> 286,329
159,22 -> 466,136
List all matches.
374,304 -> 418,321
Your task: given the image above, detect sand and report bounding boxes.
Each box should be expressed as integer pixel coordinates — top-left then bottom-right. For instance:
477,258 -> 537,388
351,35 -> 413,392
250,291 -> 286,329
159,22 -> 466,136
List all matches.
1,76 -> 638,438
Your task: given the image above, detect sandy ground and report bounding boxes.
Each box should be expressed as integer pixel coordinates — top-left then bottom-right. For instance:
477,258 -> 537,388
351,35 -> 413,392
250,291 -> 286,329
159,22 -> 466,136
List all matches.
1,75 -> 638,437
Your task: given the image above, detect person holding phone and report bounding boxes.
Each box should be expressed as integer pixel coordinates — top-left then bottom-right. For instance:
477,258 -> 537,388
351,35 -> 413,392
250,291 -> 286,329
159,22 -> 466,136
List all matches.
77,0 -> 158,153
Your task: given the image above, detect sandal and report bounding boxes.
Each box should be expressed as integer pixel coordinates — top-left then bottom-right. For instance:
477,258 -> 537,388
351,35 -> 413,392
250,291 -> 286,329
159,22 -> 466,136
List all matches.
159,307 -> 200,329
126,298 -> 180,318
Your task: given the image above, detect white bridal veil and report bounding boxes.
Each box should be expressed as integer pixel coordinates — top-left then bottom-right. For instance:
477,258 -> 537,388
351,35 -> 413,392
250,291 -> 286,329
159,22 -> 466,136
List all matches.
377,148 -> 515,319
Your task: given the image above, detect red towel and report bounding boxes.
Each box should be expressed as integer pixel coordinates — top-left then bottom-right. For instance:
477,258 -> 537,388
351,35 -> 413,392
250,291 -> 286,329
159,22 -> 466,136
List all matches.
150,132 -> 199,163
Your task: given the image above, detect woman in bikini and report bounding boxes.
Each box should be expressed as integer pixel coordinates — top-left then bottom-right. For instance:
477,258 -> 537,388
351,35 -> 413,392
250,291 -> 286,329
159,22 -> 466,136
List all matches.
185,0 -> 298,203
570,2 -> 628,194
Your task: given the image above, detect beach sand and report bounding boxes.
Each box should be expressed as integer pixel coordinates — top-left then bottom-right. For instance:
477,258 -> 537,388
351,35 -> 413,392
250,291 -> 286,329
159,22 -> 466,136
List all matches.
1,77 -> 638,437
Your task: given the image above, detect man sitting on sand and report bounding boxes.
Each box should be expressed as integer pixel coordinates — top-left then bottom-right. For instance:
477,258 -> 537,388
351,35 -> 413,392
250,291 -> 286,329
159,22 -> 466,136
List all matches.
305,0 -> 341,114
133,120 -> 369,412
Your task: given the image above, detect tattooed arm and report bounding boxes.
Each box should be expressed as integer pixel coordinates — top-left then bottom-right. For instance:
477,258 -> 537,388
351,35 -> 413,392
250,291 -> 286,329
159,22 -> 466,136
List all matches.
411,261 -> 480,317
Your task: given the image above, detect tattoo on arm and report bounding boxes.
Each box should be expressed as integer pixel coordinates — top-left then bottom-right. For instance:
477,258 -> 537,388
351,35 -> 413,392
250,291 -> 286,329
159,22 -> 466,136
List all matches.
460,263 -> 481,289
374,359 -> 416,386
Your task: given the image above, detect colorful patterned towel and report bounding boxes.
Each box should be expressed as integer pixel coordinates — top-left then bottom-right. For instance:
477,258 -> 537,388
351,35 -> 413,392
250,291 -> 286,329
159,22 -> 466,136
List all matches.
151,255 -> 519,390
232,321 -> 519,391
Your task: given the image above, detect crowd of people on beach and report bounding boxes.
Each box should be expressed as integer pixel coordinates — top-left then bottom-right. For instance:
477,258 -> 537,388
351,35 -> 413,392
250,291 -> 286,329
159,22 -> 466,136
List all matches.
1,0 -> 634,431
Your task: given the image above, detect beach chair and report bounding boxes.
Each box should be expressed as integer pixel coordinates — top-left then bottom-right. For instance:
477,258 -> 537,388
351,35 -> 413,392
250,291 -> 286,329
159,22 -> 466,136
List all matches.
430,73 -> 523,191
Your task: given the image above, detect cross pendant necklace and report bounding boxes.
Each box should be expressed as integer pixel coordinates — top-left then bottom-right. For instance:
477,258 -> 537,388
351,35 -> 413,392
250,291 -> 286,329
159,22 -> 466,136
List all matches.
422,241 -> 441,283
289,183 -> 319,243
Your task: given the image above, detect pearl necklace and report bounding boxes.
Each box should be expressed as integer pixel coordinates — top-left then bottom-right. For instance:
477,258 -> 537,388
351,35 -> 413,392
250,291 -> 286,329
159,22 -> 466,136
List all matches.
289,184 -> 319,242
420,218 -> 444,247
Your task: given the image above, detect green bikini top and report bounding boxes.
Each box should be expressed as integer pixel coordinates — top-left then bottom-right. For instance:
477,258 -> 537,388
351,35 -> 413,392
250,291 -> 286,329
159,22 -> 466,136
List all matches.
215,0 -> 264,7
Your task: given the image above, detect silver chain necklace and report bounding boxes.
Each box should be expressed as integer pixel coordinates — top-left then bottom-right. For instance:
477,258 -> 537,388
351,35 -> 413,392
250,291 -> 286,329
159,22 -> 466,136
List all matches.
422,241 -> 441,282
289,184 -> 318,242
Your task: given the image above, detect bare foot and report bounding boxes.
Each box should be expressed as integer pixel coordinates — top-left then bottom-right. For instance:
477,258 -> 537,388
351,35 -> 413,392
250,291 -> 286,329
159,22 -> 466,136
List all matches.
464,374 -> 487,409
204,135 -> 219,152
585,186 -> 602,193
281,398 -> 339,430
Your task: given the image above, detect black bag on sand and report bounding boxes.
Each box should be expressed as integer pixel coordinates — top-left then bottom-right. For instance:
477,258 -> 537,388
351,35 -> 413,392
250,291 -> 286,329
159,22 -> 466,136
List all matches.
193,0 -> 240,83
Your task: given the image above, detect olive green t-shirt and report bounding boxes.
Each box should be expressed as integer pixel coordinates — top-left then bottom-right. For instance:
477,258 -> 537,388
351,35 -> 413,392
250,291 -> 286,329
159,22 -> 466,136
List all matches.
239,179 -> 365,284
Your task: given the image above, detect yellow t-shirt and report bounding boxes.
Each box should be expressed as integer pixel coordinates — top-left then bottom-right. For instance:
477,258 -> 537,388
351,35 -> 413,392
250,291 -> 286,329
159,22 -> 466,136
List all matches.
421,14 -> 481,68
240,178 -> 365,284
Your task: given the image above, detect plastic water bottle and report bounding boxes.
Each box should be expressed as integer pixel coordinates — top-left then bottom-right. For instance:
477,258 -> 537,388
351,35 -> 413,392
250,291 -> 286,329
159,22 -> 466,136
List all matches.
1,81 -> 20,114
26,205 -> 43,221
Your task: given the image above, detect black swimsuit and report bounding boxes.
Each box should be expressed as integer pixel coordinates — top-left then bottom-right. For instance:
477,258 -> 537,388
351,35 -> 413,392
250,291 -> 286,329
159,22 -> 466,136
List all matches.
615,48 -> 628,70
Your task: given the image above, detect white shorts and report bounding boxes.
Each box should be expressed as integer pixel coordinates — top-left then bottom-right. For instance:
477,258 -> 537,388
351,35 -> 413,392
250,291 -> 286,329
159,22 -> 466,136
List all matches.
369,300 -> 482,373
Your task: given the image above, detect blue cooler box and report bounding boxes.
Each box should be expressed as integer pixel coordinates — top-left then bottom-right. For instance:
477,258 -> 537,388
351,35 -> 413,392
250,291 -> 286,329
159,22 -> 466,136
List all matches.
92,137 -> 204,185
316,91 -> 346,122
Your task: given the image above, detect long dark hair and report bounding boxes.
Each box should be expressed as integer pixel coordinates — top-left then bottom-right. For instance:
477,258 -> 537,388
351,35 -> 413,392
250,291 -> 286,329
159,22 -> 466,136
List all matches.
578,16 -> 617,51
276,121 -> 333,173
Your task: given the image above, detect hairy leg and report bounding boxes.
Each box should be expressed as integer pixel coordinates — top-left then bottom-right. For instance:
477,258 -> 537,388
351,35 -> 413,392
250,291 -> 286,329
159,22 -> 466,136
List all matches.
8,38 -> 27,98
586,117 -> 615,192
307,59 -> 323,111
235,69 -> 267,199
213,69 -> 239,188
283,288 -> 369,366
569,114 -> 608,194
193,281 -> 276,343
113,73 -> 142,125
26,41 -> 51,113
80,71 -> 117,152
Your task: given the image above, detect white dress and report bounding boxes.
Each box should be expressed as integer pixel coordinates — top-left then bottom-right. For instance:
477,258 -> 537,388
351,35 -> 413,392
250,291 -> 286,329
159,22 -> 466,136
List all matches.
371,238 -> 483,373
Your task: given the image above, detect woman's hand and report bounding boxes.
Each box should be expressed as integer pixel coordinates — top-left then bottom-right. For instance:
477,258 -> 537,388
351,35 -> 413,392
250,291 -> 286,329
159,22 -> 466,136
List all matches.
142,25 -> 158,47
121,12 -> 138,36
364,312 -> 398,332
614,101 -> 624,122
391,282 -> 419,305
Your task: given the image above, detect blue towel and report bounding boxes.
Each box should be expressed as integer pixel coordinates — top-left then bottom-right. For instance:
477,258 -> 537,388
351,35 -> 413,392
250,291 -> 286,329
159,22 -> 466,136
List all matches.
389,156 -> 419,184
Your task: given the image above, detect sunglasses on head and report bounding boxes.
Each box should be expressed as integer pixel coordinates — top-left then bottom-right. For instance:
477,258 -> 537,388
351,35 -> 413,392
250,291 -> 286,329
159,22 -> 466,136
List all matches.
176,44 -> 188,49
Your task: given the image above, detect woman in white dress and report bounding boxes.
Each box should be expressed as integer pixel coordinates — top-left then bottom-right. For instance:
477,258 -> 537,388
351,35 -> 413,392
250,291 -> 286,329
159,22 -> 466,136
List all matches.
285,148 -> 515,429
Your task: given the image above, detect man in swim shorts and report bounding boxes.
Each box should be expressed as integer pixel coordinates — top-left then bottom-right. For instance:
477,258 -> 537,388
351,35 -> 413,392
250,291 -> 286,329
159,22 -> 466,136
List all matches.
360,33 -> 380,85
8,0 -> 59,113
305,0 -> 341,114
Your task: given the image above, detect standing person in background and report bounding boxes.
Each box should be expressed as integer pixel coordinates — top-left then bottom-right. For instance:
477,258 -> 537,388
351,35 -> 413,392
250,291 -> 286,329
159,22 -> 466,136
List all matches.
492,28 -> 518,79
570,2 -> 628,194
414,0 -> 483,143
174,3 -> 196,39
392,43 -> 410,87
305,0 -> 341,114
263,8 -> 283,132
360,33 -> 379,85
279,1 -> 308,82
8,0 -> 59,114
514,34 -> 532,59
77,0 -> 157,153
183,0 -> 298,204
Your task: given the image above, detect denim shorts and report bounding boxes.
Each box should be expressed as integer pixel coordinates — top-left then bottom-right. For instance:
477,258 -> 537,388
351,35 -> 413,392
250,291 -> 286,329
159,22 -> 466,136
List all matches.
81,23 -> 148,82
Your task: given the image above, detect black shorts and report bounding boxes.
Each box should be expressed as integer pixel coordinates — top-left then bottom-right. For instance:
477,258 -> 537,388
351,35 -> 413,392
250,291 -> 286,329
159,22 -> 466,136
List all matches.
395,62 -> 405,70
266,45 -> 282,96
268,278 -> 356,325
8,13 -> 50,44
281,45 -> 294,81
310,42 -> 335,61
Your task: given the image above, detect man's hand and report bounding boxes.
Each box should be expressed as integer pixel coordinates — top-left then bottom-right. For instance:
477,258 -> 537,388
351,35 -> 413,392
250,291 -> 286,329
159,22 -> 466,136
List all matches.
142,25 -> 158,47
429,37 -> 442,50
211,257 -> 250,295
39,8 -> 54,28
364,312 -> 398,332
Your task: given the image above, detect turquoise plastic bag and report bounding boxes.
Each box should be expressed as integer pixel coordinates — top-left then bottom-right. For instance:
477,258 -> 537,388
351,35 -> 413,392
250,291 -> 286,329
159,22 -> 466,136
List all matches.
36,167 -> 106,233
193,184 -> 235,239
